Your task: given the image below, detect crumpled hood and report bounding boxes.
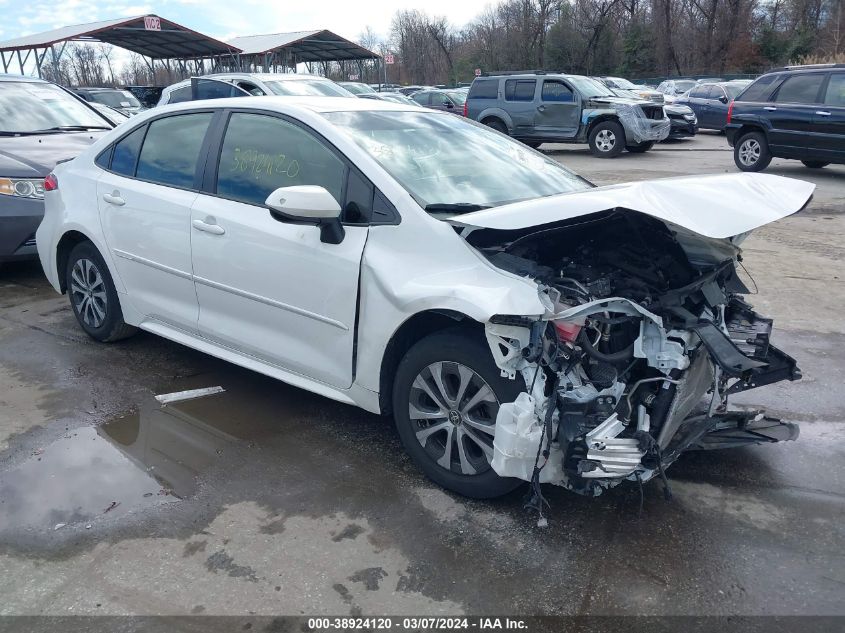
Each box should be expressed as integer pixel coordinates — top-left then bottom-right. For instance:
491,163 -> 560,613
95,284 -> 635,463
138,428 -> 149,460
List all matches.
450,173 -> 815,240
0,132 -> 105,178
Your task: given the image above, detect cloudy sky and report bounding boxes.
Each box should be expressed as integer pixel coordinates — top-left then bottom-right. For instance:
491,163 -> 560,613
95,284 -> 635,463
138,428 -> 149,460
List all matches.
0,0 -> 493,47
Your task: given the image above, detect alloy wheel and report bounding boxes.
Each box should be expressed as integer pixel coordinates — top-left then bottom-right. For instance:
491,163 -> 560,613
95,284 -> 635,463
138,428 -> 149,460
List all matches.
738,138 -> 761,166
408,361 -> 500,476
70,258 -> 107,328
596,129 -> 616,152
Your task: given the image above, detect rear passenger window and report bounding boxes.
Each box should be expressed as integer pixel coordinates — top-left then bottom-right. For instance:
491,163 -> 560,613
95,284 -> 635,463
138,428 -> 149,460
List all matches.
774,74 -> 825,104
505,79 -> 536,101
412,92 -> 430,106
110,126 -> 145,177
136,113 -> 212,188
215,113 -> 344,207
468,80 -> 498,99
737,74 -> 780,102
167,86 -> 191,104
824,74 -> 845,106
541,81 -> 573,102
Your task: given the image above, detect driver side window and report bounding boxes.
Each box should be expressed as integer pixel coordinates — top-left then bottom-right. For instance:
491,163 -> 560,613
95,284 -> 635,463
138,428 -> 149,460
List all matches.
215,113 -> 345,207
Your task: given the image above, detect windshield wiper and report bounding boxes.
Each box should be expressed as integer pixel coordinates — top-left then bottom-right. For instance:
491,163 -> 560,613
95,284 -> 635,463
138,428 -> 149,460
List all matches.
33,125 -> 112,133
424,203 -> 490,214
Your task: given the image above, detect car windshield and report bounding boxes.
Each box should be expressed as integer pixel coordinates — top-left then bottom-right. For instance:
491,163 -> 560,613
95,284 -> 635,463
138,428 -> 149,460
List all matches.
445,90 -> 467,105
263,79 -> 352,97
89,90 -> 141,109
0,81 -> 110,133
342,83 -> 376,95
610,77 -> 638,90
568,76 -> 614,98
324,110 -> 591,213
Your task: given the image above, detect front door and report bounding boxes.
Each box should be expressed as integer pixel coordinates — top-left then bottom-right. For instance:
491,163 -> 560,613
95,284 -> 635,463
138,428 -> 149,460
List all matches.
767,72 -> 826,158
533,79 -> 579,138
190,111 -> 369,389
98,111 -> 215,330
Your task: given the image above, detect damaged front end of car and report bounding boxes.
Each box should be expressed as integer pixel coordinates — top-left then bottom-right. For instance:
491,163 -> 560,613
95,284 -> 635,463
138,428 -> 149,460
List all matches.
453,173 -> 812,498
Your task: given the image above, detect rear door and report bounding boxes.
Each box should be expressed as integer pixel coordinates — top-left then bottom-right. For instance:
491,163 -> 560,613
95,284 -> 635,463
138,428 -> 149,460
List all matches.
189,110 -> 370,388
503,79 -> 537,136
97,111 -> 215,330
813,72 -> 845,161
533,79 -> 579,139
767,72 -> 826,157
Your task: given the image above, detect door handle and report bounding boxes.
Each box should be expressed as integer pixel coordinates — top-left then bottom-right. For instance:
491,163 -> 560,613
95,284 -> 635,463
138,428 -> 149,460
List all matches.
192,219 -> 225,235
816,110 -> 831,116
102,191 -> 125,206
764,106 -> 777,111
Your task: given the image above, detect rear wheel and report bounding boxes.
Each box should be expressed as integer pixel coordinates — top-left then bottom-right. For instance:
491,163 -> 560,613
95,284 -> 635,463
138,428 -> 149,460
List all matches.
392,329 -> 524,498
626,141 -> 654,153
65,241 -> 136,342
588,120 -> 625,158
801,160 -> 830,169
734,131 -> 772,172
483,118 -> 508,135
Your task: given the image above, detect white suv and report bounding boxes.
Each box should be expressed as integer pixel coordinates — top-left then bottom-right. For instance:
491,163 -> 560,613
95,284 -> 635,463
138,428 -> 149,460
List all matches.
36,97 -> 808,500
157,73 -> 352,105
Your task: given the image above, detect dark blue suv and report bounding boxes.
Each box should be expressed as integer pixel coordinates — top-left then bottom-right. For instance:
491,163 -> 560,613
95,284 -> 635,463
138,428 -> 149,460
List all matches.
726,64 -> 845,171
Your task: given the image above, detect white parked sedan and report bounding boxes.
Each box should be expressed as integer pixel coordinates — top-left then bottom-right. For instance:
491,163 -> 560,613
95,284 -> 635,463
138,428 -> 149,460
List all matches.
37,97 -> 812,500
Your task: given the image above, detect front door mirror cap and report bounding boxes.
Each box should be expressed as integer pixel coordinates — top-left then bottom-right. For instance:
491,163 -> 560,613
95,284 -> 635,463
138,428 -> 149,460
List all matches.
265,185 -> 345,244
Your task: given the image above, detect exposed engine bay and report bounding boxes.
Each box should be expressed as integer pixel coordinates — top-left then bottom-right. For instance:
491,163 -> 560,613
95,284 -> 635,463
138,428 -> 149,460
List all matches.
470,209 -> 802,498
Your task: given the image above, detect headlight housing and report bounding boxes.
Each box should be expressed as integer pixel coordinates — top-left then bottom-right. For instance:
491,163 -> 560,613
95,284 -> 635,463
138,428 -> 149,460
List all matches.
0,177 -> 46,199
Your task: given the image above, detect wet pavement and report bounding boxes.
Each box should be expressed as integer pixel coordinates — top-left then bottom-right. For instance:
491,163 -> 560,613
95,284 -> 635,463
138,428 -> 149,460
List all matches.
1,139 -> 844,619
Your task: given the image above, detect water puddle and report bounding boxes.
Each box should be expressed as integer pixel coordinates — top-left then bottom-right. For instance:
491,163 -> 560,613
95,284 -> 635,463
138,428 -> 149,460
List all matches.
0,388 -> 281,532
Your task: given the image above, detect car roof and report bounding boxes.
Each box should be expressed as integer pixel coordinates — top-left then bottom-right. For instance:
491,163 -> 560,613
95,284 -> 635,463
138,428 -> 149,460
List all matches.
0,73 -> 48,83
156,95 -> 420,115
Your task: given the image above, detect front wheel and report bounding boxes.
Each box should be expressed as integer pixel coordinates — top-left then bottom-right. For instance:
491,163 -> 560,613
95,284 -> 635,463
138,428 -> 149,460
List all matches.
734,131 -> 772,172
802,160 -> 830,169
588,121 -> 625,158
392,329 -> 525,498
65,241 -> 136,342
626,141 -> 654,153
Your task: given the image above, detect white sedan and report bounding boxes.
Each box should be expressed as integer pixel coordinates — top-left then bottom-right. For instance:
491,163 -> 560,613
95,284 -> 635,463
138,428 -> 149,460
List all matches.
37,97 -> 812,500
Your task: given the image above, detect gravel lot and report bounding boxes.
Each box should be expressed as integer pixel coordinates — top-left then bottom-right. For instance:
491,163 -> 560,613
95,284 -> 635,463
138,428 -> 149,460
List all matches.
1,131 -> 843,621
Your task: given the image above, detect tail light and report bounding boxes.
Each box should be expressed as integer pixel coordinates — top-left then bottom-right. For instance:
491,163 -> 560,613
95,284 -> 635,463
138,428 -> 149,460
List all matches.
726,100 -> 734,125
44,173 -> 58,192
463,101 -> 468,117
553,320 -> 581,343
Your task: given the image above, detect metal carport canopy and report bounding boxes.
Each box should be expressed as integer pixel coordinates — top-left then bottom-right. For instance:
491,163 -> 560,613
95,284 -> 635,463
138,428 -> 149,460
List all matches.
228,30 -> 379,62
0,14 -> 237,59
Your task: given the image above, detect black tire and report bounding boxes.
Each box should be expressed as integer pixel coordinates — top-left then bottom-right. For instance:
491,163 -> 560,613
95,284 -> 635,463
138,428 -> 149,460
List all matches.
588,120 -> 625,158
522,140 -> 543,149
734,131 -> 772,172
65,241 -> 136,342
626,141 -> 654,153
392,328 -> 525,499
483,118 -> 508,135
802,160 -> 830,169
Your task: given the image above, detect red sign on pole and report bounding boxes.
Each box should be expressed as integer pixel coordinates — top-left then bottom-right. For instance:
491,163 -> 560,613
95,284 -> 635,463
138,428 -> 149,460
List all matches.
144,16 -> 161,31
384,53 -> 395,65
474,68 -> 482,77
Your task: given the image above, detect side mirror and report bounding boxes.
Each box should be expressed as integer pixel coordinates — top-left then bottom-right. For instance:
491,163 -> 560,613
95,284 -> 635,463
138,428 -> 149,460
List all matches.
445,101 -> 454,108
265,185 -> 345,244
718,95 -> 729,104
